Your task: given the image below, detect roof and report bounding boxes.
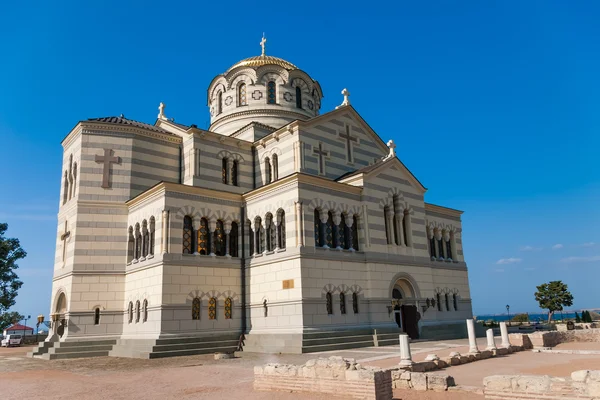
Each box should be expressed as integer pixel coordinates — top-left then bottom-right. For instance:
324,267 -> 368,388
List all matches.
230,121 -> 278,138
336,159 -> 386,181
86,116 -> 174,135
227,55 -> 298,72
5,324 -> 33,331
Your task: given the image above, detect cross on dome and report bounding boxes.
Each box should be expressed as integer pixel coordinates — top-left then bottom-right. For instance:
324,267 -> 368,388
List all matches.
260,34 -> 267,56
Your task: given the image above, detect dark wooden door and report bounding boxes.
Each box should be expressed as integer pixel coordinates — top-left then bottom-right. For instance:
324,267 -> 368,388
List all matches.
401,305 -> 419,339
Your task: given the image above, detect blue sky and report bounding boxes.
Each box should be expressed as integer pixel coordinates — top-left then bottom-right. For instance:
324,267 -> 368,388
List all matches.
0,1 -> 598,321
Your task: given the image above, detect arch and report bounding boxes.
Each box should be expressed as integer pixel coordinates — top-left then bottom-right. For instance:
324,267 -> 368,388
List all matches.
54,291 -> 68,314
182,216 -> 193,254
226,69 -> 257,89
352,215 -> 359,251
222,157 -> 228,184
135,300 -> 141,323
232,160 -> 239,186
94,307 -> 100,325
127,226 -> 134,263
192,297 -> 201,320
295,86 -> 302,108
143,299 -> 148,322
198,217 -> 210,255
267,81 -> 277,104
215,150 -> 246,163
230,221 -> 239,257
339,292 -> 346,314
264,157 -> 272,183
314,209 -> 323,247
224,297 -> 233,319
238,82 -> 247,106
388,272 -> 421,299
352,292 -> 359,314
214,219 -> 226,256
326,292 -> 333,315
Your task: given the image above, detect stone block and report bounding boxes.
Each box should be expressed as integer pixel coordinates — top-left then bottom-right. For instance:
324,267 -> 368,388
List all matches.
571,370 -> 589,382
514,375 -> 551,393
427,374 -> 450,391
434,359 -> 448,369
424,354 -> 439,361
458,355 -> 470,364
411,372 -> 428,391
479,350 -> 492,359
587,381 -> 600,397
493,347 -> 509,356
483,375 -> 513,391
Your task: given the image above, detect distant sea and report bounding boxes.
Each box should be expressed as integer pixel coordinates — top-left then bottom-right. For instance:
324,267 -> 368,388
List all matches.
476,311 -> 586,322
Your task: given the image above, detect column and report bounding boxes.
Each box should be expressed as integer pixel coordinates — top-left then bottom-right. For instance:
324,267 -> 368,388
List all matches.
295,201 -> 304,247
399,334 -> 413,367
396,212 -> 405,247
500,322 -> 511,348
385,208 -> 393,245
320,212 -> 329,248
346,215 -> 354,251
486,328 -> 497,351
225,222 -> 231,257
275,222 -> 281,251
264,218 -> 271,253
209,219 -> 216,256
227,158 -> 234,185
254,222 -> 261,255
161,210 -> 169,254
466,319 -> 479,354
193,219 -> 200,255
450,231 -> 458,261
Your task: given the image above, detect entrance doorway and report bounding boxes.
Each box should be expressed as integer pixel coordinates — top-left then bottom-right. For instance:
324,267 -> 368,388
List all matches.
391,277 -> 420,340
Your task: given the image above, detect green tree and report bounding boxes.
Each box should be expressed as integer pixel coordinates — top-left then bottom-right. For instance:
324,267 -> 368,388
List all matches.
534,281 -> 574,323
584,310 -> 592,323
512,313 -> 529,323
0,223 -> 26,317
575,312 -> 581,323
0,311 -> 24,331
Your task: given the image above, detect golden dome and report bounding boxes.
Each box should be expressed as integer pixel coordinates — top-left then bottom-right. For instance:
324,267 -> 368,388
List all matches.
227,55 -> 298,72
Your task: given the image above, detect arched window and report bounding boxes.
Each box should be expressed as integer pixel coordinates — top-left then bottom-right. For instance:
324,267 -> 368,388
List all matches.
149,217 -> 155,256
217,91 -> 223,114
314,209 -> 322,247
192,297 -> 200,320
94,308 -> 100,325
277,210 -> 286,249
446,236 -> 453,260
198,218 -> 210,255
429,231 -> 436,259
265,214 -> 275,252
403,210 -> 411,247
436,293 -> 442,311
214,220 -> 225,256
135,223 -> 142,259
142,219 -> 149,257
248,220 -> 254,256
230,221 -> 239,257
272,154 -> 278,181
453,294 -> 458,311
267,81 -> 276,104
135,300 -> 141,323
340,292 -> 346,314
265,157 -> 272,184
232,160 -> 238,186
128,302 -> 133,323
295,86 -> 302,108
225,297 -> 232,319
127,226 -> 134,263
72,163 -> 77,198
255,217 -> 263,254
383,207 -> 391,245
339,214 -> 348,250
352,292 -> 359,314
352,215 -> 359,251
182,216 -> 193,254
325,211 -> 334,248
445,294 -> 450,311
238,83 -> 247,106
438,235 -> 444,259
63,171 -> 69,204
208,297 -> 217,320
222,158 -> 228,184
326,292 -> 333,315
143,299 -> 148,322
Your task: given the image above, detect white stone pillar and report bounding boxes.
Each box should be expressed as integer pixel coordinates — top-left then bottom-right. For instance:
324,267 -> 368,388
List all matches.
466,319 -> 479,354
346,215 -> 354,251
295,201 -> 304,248
500,322 -> 511,348
225,224 -> 231,257
320,212 -> 330,249
209,219 -> 216,256
161,210 -> 169,254
333,212 -> 342,250
192,219 -> 200,255
399,334 -> 413,367
227,158 -> 233,185
486,328 -> 497,350
396,213 -> 405,247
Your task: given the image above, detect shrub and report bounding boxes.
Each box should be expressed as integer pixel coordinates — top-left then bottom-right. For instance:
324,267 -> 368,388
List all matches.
512,313 -> 528,322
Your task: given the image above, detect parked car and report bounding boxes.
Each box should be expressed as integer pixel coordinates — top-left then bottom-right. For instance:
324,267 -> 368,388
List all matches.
1,334 -> 22,347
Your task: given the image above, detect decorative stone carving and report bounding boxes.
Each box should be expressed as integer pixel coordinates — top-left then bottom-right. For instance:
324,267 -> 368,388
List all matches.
94,148 -> 121,189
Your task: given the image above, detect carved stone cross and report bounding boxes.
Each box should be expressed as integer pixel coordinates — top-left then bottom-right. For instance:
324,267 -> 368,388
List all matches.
341,88 -> 350,106
95,148 -> 121,188
312,142 -> 329,175
61,221 -> 70,262
386,139 -> 397,160
260,34 -> 267,56
339,125 -> 359,162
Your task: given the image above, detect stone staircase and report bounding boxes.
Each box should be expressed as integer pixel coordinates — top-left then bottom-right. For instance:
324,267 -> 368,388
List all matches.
27,339 -> 117,360
301,327 -> 401,353
109,333 -> 241,359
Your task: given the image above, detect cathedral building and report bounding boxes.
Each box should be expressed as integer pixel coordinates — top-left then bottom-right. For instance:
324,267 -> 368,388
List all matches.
45,39 -> 474,357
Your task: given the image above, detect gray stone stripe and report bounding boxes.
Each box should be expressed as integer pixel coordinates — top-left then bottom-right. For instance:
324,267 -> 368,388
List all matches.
353,146 -> 384,159
165,191 -> 242,207
77,221 -> 128,229
79,194 -> 131,202
411,218 -> 425,226
201,173 -> 253,189
78,207 -> 128,215
369,223 -> 385,232
371,238 -> 387,245
131,170 -> 178,182
171,222 -> 183,228
456,239 -> 462,244
330,119 -> 345,127
84,142 -> 132,151
367,208 -> 384,217
303,131 -> 345,150
376,173 -> 411,187
85,131 -> 181,147
413,243 -> 427,250
425,211 -> 461,222
74,249 -> 127,256
75,235 -> 125,242
304,167 -> 319,175
81,154 -> 179,172
412,230 -> 426,238
87,141 -> 180,158
298,183 -> 361,201
313,124 -> 337,135
404,192 -> 424,201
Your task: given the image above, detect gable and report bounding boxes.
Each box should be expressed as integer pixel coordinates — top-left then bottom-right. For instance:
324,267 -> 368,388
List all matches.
339,157 -> 426,195
299,106 -> 390,180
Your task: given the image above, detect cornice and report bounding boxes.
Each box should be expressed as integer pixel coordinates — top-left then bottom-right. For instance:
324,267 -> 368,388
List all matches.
61,124 -> 83,149
79,122 -> 183,145
243,174 -> 299,203
209,108 -> 310,131
127,181 -> 244,208
425,203 -> 464,217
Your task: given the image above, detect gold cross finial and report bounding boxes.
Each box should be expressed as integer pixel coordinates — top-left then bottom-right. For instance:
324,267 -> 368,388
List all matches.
260,33 -> 266,56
